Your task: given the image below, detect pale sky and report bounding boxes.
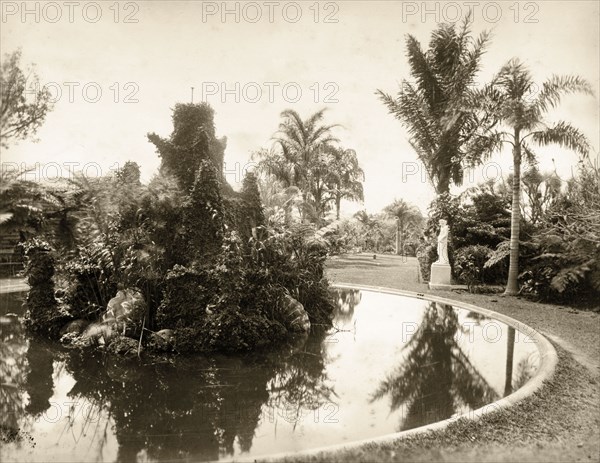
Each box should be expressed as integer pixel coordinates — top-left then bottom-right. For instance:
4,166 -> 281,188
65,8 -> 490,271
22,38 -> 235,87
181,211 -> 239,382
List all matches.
1,0 -> 598,216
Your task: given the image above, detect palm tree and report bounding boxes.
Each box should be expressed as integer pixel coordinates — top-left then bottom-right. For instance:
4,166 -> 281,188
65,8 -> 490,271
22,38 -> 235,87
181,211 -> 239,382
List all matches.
253,147 -> 316,225
323,145 -> 364,219
273,109 -> 339,223
354,210 -> 383,252
384,199 -> 423,256
377,14 -> 497,195
480,59 -> 593,295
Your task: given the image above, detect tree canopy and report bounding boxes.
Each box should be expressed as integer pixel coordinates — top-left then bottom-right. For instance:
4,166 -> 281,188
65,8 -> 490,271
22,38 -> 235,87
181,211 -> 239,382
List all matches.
0,50 -> 54,148
377,14 -> 496,194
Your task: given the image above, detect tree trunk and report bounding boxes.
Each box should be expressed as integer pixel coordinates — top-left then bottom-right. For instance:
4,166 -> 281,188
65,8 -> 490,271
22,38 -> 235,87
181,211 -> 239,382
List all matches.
336,194 -> 341,220
396,219 -> 401,255
505,129 -> 522,296
504,326 -> 516,396
436,169 -> 451,196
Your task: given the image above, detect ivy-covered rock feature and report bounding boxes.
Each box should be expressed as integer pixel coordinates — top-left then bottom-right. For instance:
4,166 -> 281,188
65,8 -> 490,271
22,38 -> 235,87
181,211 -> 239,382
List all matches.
20,239 -> 70,339
22,102 -> 335,355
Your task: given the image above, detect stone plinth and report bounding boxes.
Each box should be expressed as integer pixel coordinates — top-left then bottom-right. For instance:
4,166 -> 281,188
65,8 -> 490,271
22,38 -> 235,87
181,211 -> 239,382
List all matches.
429,262 -> 452,290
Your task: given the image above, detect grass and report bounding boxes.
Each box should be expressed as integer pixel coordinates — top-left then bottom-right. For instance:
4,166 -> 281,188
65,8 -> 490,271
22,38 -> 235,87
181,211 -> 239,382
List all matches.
273,253 -> 600,463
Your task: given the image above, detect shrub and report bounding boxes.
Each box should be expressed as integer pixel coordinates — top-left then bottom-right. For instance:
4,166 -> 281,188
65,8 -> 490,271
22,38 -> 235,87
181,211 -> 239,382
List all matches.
172,309 -> 287,354
519,236 -> 599,304
516,162 -> 600,306
247,225 -> 334,326
454,245 -> 493,289
416,240 -> 437,282
62,243 -> 118,320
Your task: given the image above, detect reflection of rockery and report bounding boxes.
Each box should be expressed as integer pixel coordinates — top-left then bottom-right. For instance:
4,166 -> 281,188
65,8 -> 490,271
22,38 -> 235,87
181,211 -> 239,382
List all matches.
57,316 -> 333,462
429,219 -> 452,289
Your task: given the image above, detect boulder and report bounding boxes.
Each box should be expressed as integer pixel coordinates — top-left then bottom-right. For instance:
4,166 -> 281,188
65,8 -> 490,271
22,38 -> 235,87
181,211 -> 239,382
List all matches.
279,294 -> 310,333
74,289 -> 146,349
156,329 -> 175,342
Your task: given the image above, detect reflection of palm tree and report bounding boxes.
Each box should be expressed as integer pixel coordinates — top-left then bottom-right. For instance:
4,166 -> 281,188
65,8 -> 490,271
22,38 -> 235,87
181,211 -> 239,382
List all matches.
504,326 -> 515,396
511,352 -> 538,391
266,334 -> 336,427
371,302 -> 498,431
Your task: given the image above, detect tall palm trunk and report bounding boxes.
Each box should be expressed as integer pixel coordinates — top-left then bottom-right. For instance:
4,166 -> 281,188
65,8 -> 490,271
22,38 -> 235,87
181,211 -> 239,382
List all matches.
335,193 -> 341,220
436,170 -> 451,196
505,128 -> 522,295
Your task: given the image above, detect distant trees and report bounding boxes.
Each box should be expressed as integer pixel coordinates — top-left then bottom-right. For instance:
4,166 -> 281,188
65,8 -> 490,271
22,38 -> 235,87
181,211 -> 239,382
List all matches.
0,50 -> 53,148
350,200 -> 423,256
384,199 -> 423,255
254,109 -> 364,225
324,145 -> 364,220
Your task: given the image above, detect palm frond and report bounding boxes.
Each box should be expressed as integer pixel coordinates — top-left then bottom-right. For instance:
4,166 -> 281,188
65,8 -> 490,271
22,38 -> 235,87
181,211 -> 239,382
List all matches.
535,75 -> 594,113
531,121 -> 591,157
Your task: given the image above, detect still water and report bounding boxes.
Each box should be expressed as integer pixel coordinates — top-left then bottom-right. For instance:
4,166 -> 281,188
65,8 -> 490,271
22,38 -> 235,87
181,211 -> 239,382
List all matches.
0,288 -> 540,462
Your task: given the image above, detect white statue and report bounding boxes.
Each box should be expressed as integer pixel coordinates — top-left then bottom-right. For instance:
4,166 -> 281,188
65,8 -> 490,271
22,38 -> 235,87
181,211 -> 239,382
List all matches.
435,219 -> 449,265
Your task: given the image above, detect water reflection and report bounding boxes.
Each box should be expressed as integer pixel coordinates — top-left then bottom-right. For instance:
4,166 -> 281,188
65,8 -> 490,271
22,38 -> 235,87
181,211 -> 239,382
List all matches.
1,292 -> 28,433
330,288 -> 361,323
1,288 -> 540,462
370,302 -> 499,430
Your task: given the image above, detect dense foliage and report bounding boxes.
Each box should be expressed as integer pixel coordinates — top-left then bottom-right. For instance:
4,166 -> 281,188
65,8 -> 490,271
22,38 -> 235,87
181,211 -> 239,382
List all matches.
416,163 -> 599,306
20,103 -> 335,354
516,161 -> 600,304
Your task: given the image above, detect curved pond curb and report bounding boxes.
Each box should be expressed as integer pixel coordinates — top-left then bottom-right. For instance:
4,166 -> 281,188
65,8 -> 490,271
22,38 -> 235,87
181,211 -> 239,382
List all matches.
228,283 -> 558,463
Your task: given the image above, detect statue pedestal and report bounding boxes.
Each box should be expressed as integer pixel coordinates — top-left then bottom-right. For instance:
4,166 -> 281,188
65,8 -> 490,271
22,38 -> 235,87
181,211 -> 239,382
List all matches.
429,262 -> 452,290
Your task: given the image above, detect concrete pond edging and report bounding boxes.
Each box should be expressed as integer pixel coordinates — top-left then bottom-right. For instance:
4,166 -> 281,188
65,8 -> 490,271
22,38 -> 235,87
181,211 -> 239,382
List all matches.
1,279 -> 558,463
230,282 -> 558,463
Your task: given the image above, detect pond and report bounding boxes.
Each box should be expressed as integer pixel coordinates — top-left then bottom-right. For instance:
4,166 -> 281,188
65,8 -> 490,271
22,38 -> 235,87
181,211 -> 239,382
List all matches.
0,287 -> 540,462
